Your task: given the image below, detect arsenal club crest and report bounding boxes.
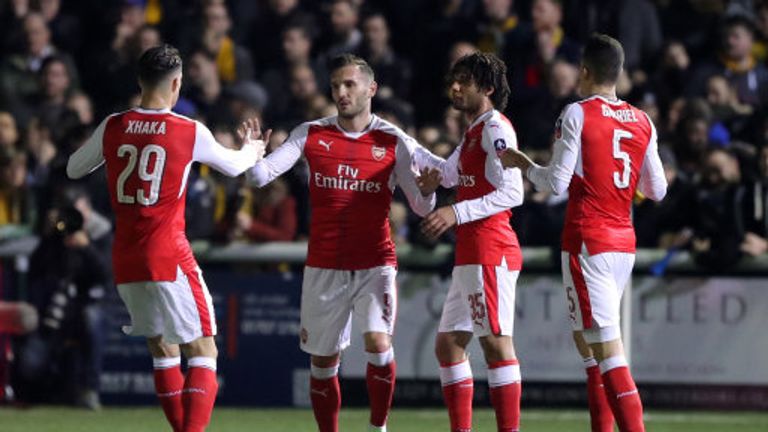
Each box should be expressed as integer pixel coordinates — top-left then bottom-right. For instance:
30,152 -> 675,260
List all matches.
372,145 -> 386,161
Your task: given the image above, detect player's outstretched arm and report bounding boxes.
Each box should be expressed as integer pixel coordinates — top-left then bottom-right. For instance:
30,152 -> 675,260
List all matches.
516,103 -> 582,195
394,138 -> 438,216
450,120 -> 524,225
247,123 -> 307,188
67,116 -> 109,179
193,117 -> 268,177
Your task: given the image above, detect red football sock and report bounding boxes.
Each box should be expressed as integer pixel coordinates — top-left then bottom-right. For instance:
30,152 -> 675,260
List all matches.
584,357 -> 614,432
487,359 -> 521,432
310,364 -> 341,432
366,349 -> 396,427
440,360 -> 473,432
153,357 -> 184,432
182,357 -> 219,432
601,357 -> 644,432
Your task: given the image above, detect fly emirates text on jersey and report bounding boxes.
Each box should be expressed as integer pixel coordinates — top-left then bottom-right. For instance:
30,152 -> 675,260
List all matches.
313,163 -> 383,193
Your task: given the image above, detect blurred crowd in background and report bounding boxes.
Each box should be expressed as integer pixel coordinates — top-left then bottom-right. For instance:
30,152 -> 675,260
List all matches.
3,0 -> 768,408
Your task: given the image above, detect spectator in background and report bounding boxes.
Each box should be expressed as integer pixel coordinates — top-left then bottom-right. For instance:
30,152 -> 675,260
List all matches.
38,0 -> 81,55
222,81 -> 269,126
249,0 -> 315,71
93,23 -> 162,115
0,112 -> 20,151
616,0 -> 663,73
270,64 -> 331,127
516,59 -> 579,150
263,20 -> 325,121
34,55 -> 77,134
634,146 -> 697,249
200,1 -> 254,83
18,205 -> 109,409
476,0 -> 528,59
689,15 -> 768,107
0,12 -> 78,126
230,177 -> 297,243
358,12 -> 412,101
184,50 -> 224,123
706,74 -> 754,141
674,99 -> 714,180
653,41 -> 692,114
323,0 -> 362,60
691,148 -> 746,269
741,144 -> 768,257
510,0 -> 579,121
0,147 -> 34,227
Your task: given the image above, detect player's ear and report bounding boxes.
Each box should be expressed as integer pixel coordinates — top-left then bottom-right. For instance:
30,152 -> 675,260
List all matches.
369,79 -> 378,98
484,86 -> 495,98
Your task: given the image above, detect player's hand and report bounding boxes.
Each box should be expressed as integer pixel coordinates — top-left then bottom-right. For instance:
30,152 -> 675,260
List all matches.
238,118 -> 272,160
499,147 -> 532,170
416,167 -> 442,197
238,118 -> 272,144
235,211 -> 253,231
741,232 -> 768,256
421,206 -> 457,241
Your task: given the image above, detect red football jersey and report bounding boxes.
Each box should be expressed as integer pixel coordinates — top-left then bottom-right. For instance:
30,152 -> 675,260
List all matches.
249,115 -> 436,270
67,107 -> 259,284
443,110 -> 523,268
562,97 -> 654,255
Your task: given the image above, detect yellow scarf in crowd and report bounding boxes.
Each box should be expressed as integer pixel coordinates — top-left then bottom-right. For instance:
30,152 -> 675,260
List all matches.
217,37 -> 237,83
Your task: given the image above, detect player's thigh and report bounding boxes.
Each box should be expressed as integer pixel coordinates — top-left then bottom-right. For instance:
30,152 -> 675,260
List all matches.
352,265 -> 397,335
300,267 -> 354,356
437,266 -> 474,334
453,262 -> 518,337
117,282 -> 164,339
562,251 -> 633,339
155,267 -> 217,345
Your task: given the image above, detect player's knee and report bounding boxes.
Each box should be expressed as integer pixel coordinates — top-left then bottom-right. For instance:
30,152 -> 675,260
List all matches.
181,336 -> 218,359
434,332 -> 468,364
363,332 -> 391,353
479,335 -> 515,364
311,354 -> 340,368
147,336 -> 180,358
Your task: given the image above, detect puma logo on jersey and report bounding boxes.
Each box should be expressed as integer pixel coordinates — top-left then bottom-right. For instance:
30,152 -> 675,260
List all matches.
125,120 -> 167,135
318,140 -> 332,151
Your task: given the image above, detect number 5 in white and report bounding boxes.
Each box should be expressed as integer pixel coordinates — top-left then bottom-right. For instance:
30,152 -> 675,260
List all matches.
116,144 -> 167,206
612,129 -> 632,189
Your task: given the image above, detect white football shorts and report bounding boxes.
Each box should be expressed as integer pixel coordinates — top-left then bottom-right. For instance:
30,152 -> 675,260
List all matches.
561,249 -> 635,343
439,257 -> 519,337
300,265 -> 397,356
117,266 -> 216,345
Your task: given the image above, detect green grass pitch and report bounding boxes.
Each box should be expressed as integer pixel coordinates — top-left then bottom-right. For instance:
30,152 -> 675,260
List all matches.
2,407 -> 766,431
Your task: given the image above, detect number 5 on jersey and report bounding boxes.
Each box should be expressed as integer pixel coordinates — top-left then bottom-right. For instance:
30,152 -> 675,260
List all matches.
612,129 -> 632,189
116,144 -> 167,205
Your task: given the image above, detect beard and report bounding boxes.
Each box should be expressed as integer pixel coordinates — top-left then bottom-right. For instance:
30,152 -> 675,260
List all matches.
337,98 -> 367,119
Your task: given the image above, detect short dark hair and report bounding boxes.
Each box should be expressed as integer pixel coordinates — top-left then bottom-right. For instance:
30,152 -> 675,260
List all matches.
448,52 -> 511,111
582,33 -> 624,85
328,53 -> 375,80
137,44 -> 182,87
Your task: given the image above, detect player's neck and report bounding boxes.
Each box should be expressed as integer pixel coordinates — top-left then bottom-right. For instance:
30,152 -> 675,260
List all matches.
586,85 -> 617,102
139,92 -> 173,111
337,111 -> 373,133
467,100 -> 494,124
